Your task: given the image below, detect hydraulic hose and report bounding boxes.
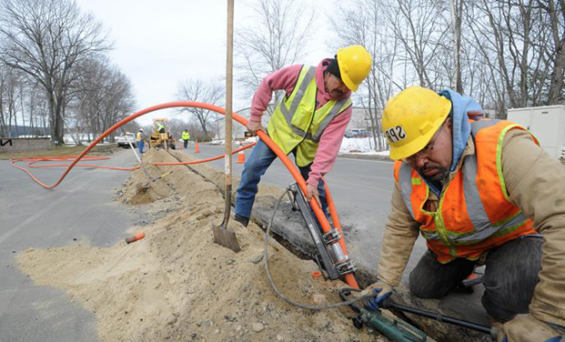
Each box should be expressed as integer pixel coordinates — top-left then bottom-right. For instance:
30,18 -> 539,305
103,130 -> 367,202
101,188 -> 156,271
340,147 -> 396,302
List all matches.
11,101 -> 358,288
264,189 -> 373,309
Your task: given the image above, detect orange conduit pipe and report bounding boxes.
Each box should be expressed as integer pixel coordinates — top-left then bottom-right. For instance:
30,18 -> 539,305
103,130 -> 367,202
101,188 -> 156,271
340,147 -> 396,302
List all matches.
154,142 -> 256,166
25,156 -> 139,171
323,180 -> 343,235
11,101 -> 358,288
10,156 -> 140,180
12,143 -> 255,171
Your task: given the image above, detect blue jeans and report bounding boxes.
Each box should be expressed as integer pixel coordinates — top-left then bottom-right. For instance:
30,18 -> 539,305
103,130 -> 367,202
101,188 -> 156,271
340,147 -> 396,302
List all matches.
183,139 -> 188,149
235,139 -> 327,219
138,140 -> 144,154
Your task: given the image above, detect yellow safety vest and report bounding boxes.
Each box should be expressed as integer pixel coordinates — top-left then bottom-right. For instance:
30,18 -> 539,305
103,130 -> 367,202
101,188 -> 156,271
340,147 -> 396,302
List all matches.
182,131 -> 190,140
136,132 -> 142,141
267,66 -> 352,166
394,120 -> 538,263
157,123 -> 165,131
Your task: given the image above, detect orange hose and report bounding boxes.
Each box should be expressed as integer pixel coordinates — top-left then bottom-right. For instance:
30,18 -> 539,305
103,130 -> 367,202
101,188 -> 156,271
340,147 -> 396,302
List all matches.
324,180 -> 343,234
154,142 -> 256,166
10,101 -> 358,288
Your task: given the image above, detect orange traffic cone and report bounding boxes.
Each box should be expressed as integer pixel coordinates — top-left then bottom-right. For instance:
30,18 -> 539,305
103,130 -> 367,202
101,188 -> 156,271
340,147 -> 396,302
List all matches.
236,150 -> 245,164
195,140 -> 200,153
179,141 -> 183,150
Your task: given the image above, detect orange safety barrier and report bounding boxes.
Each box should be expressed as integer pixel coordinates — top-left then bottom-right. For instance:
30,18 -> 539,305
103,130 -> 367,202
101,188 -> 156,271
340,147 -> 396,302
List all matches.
11,101 -> 359,289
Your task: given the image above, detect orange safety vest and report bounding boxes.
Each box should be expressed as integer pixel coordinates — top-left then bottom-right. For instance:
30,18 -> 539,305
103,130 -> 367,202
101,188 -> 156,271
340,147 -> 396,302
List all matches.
394,120 -> 538,263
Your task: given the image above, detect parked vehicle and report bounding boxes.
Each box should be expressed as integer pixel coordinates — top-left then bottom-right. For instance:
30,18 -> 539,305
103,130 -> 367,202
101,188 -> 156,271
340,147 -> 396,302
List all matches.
117,133 -> 137,148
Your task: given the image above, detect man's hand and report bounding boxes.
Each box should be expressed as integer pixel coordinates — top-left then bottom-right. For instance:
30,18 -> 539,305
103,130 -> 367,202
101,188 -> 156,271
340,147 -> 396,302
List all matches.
354,281 -> 393,311
306,183 -> 322,208
246,121 -> 263,136
494,314 -> 563,342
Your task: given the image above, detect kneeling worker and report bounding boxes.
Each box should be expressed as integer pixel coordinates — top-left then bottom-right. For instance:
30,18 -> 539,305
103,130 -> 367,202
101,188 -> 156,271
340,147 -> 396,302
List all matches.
362,86 -> 565,342
233,45 -> 372,227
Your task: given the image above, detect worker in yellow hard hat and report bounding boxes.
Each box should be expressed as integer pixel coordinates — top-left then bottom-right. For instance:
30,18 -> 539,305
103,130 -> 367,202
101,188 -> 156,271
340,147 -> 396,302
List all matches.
359,86 -> 565,342
136,128 -> 145,154
233,45 -> 372,227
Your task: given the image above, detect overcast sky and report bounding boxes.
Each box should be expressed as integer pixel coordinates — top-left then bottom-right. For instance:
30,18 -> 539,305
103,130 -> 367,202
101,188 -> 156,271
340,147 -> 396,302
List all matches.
74,0 -> 336,126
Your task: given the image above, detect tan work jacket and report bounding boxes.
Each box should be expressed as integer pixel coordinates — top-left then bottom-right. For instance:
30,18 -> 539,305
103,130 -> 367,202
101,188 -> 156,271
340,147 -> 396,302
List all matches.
377,129 -> 565,326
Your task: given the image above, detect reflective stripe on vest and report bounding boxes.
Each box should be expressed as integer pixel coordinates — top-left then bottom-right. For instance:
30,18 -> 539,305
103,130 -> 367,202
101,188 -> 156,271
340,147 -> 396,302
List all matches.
278,66 -> 349,143
395,120 -> 536,259
267,65 -> 351,166
182,132 -> 190,140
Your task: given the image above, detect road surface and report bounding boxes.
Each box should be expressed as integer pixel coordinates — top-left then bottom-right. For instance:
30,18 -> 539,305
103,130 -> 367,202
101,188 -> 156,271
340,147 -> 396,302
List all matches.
0,150 -> 138,342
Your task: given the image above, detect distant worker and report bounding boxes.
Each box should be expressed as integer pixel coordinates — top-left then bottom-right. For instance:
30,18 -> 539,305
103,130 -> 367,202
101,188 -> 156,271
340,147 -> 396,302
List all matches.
360,86 -> 565,342
136,128 -> 145,154
157,121 -> 165,134
233,45 -> 372,227
155,121 -> 167,149
182,129 -> 190,149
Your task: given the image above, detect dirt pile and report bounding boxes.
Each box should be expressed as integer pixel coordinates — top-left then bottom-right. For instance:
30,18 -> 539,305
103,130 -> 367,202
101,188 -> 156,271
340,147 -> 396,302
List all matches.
17,149 -> 384,342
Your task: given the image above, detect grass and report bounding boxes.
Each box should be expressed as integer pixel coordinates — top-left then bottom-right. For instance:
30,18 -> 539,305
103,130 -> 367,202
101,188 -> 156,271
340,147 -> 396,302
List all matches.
0,144 -> 122,160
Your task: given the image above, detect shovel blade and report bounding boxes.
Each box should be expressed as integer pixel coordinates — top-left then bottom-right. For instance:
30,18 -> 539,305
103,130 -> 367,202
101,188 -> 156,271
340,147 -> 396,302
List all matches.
136,182 -> 149,191
212,225 -> 241,253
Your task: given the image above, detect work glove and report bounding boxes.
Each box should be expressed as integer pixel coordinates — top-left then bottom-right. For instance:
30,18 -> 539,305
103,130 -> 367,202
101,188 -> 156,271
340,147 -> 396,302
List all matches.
356,281 -> 393,311
494,314 -> 563,342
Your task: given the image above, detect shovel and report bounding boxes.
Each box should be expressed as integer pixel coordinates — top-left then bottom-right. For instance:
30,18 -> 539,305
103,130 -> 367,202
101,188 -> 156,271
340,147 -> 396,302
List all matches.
212,0 -> 240,253
137,171 -> 173,191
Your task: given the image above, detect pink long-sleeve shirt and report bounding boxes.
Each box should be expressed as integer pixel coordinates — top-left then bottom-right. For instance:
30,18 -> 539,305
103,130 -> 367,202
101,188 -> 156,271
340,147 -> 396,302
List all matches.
250,59 -> 353,187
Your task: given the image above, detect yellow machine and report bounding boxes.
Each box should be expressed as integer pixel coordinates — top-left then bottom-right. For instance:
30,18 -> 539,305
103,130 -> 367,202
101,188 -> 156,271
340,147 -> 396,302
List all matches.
150,118 -> 176,150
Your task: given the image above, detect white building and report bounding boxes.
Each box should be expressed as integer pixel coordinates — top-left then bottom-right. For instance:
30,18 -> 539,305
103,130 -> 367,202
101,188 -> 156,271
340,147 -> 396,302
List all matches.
507,105 -> 565,159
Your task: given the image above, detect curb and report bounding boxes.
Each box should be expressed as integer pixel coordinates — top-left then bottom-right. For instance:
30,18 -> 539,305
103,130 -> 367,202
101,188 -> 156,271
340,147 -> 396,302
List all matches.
338,152 -> 392,162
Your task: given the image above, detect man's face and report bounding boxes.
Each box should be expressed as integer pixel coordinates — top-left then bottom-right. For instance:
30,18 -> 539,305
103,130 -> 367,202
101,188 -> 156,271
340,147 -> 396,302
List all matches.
406,118 -> 453,182
324,73 -> 349,100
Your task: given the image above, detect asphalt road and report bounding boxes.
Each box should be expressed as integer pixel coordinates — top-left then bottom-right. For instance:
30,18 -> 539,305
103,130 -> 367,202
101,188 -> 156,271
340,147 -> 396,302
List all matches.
0,150 -> 138,342
180,143 -> 428,273
0,144 -> 429,341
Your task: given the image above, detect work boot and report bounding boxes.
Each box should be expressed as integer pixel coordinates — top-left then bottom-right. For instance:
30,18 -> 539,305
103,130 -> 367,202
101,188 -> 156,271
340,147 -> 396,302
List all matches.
233,213 -> 249,227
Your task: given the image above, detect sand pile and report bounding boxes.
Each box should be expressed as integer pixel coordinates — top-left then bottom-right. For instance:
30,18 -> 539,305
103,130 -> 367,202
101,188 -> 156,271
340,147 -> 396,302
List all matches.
17,148 -> 385,342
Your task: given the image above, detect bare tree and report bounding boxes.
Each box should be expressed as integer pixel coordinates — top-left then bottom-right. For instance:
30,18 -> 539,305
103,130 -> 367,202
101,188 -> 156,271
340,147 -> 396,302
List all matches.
331,0 -> 399,151
70,56 -> 135,144
0,0 -> 110,144
330,0 -> 563,123
469,0 -> 565,109
387,0 -> 452,88
537,0 -> 565,104
451,0 -> 464,93
235,0 -> 315,116
176,79 -> 224,139
0,64 -> 22,137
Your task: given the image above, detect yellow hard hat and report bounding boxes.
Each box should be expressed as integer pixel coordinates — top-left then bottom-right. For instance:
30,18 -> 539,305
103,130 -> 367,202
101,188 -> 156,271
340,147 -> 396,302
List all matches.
382,86 -> 452,160
337,45 -> 372,92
